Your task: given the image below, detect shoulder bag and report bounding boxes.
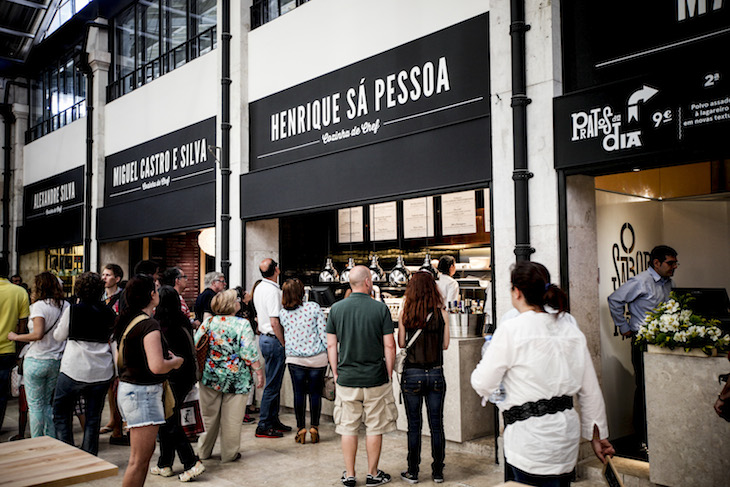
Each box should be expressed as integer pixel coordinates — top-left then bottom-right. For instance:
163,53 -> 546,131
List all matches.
394,328 -> 423,375
195,323 -> 210,379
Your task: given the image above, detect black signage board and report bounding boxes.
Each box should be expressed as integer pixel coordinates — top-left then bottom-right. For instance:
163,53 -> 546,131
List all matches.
98,118 -> 216,241
103,117 -> 216,206
242,118 -> 490,219
17,166 -> 84,253
249,14 -> 490,170
554,56 -> 730,171
243,14 -> 491,220
561,1 -> 730,92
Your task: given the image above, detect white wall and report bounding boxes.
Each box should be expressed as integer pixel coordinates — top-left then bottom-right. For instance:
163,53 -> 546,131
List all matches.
104,51 -> 218,156
596,191 -> 730,438
23,118 -> 86,185
248,0 -> 490,101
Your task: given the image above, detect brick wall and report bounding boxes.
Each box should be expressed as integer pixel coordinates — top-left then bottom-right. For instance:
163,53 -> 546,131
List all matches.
164,232 -> 201,313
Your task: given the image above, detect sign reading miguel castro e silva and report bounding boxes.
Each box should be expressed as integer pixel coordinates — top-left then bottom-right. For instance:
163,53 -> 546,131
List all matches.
23,166 -> 84,222
249,14 -> 490,170
104,117 -> 216,205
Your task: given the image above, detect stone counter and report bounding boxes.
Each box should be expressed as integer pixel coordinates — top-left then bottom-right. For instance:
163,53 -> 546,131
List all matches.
280,337 -> 494,443
644,348 -> 730,487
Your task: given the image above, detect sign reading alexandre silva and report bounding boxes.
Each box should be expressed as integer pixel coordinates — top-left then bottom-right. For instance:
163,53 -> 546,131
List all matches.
23,166 -> 84,223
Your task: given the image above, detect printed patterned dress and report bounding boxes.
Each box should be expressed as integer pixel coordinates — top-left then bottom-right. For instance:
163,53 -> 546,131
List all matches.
194,315 -> 259,394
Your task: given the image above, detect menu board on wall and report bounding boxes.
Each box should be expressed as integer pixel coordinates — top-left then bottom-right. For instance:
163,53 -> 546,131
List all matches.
403,196 -> 434,239
441,191 -> 477,236
369,202 -> 398,241
338,206 -> 364,243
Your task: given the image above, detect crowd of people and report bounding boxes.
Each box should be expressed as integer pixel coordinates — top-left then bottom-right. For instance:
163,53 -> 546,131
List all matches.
0,254 -> 622,487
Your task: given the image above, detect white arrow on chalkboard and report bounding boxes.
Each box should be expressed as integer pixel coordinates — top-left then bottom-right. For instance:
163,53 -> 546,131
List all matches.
627,85 -> 659,123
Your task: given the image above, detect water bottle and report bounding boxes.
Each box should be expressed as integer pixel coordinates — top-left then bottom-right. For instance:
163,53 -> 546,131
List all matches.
481,335 -> 506,405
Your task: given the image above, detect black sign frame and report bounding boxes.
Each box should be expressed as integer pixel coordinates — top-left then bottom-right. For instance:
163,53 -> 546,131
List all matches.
242,14 -> 491,220
18,166 -> 84,253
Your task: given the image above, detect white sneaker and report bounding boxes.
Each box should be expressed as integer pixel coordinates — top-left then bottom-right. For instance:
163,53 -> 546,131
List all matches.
179,461 -> 205,482
150,466 -> 174,477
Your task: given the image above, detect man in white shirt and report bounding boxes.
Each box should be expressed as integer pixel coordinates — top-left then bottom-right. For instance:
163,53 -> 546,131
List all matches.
436,256 -> 459,306
253,258 -> 291,438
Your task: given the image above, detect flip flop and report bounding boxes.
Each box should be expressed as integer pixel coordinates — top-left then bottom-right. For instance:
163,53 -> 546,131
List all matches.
99,426 -> 113,434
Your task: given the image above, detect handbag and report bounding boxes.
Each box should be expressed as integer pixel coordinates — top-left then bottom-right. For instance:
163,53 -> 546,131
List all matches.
394,328 -> 423,375
195,325 -> 210,379
321,364 -> 336,401
117,314 -> 176,420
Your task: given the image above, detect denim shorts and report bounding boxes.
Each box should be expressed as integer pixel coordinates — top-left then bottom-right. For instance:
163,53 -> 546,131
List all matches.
117,381 -> 166,428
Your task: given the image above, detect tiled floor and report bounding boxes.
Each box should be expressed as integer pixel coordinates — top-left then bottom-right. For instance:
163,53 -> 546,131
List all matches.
0,397 -> 605,486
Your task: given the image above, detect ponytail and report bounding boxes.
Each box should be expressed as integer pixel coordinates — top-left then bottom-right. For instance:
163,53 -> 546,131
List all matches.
544,283 -> 568,314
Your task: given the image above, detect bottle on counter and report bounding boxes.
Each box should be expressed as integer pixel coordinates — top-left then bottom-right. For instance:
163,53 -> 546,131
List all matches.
480,335 -> 506,406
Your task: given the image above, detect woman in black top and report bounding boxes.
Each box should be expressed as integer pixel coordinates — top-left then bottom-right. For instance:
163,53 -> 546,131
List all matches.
115,275 -> 183,487
151,286 -> 204,481
397,271 -> 450,484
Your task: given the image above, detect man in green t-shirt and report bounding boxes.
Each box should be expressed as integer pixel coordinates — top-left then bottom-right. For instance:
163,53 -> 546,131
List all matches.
0,258 -> 30,430
326,266 -> 397,487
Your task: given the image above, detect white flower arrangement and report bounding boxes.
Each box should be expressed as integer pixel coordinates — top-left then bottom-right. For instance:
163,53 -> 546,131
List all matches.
636,292 -> 730,356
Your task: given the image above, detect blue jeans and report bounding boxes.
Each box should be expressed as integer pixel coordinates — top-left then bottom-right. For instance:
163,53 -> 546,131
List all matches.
0,353 -> 16,430
288,364 -> 326,429
53,372 -> 110,455
24,357 -> 61,438
505,462 -> 573,487
401,367 -> 446,476
258,335 -> 287,429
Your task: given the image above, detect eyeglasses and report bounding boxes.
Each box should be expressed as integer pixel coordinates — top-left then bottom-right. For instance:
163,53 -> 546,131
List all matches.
178,275 -> 188,280
664,260 -> 679,267
214,278 -> 226,283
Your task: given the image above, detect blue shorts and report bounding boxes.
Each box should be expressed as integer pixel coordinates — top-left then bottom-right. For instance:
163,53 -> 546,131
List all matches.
117,381 -> 166,429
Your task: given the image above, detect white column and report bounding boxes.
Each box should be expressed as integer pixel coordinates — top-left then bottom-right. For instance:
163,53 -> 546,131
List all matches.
86,19 -> 111,272
9,101 -> 29,272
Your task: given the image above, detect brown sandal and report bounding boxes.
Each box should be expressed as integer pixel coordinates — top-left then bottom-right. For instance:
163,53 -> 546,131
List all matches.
309,426 -> 319,444
295,428 -> 307,444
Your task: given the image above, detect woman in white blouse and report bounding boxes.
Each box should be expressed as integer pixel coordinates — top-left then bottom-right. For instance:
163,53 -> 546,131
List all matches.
471,261 -> 614,487
8,272 -> 68,438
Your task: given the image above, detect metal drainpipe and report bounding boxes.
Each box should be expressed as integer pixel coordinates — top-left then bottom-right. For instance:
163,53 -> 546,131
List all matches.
1,80 -> 26,264
510,0 -> 534,262
1,100 -> 15,264
220,0 -> 232,282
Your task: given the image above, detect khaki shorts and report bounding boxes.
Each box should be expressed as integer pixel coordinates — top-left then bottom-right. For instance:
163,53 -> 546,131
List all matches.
333,381 -> 398,436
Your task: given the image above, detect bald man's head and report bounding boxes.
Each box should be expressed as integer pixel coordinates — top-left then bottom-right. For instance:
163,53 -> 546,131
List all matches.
348,265 -> 371,293
260,258 -> 279,280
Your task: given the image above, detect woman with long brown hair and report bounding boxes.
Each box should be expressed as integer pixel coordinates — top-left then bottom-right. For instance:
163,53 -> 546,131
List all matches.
8,272 -> 68,438
397,271 -> 450,484
115,275 -> 184,487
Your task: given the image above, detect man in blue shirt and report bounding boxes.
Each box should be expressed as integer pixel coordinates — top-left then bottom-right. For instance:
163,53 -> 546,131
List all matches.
608,245 -> 678,453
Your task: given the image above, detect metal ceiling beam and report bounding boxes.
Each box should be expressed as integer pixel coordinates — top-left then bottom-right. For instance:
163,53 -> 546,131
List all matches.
6,0 -> 48,10
0,26 -> 36,39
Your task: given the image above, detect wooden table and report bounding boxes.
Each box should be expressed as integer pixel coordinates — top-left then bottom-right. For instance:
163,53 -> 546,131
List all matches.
0,436 -> 118,486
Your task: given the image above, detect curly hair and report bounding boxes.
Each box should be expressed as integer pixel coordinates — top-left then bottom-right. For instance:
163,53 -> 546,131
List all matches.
401,271 -> 443,330
74,272 -> 105,302
33,271 -> 65,307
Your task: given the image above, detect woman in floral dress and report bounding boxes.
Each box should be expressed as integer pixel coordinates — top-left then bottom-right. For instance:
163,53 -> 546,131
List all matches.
194,290 -> 264,462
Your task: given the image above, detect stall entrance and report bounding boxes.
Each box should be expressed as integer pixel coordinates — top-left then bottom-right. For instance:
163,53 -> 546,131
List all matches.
570,160 -> 730,459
